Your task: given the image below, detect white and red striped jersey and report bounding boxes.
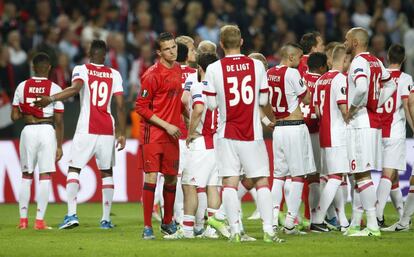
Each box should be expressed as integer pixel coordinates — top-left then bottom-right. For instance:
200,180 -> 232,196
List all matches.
380,69 -> 412,139
189,80 -> 218,149
179,65 -> 197,139
71,63 -> 123,135
204,54 -> 268,141
12,77 -> 64,117
267,65 -> 307,119
300,71 -> 321,133
314,70 -> 347,147
347,52 -> 391,129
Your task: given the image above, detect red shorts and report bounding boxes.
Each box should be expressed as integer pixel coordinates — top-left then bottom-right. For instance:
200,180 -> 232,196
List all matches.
139,142 -> 179,175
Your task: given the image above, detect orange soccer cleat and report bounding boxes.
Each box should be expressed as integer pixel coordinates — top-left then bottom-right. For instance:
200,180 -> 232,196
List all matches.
18,218 -> 28,229
34,219 -> 52,230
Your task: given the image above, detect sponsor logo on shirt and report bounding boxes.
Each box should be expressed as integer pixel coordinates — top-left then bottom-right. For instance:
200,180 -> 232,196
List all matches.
353,68 -> 363,74
141,89 -> 148,98
341,87 -> 347,95
192,94 -> 202,99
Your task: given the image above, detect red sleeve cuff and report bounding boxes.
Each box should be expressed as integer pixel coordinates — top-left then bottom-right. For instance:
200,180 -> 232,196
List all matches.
203,91 -> 216,96
401,95 -> 409,99
298,90 -> 307,99
354,74 -> 367,82
12,104 -> 19,107
381,75 -> 392,82
114,91 -> 123,96
336,100 -> 347,104
260,88 -> 269,93
54,109 -> 64,113
72,78 -> 84,84
192,101 -> 204,108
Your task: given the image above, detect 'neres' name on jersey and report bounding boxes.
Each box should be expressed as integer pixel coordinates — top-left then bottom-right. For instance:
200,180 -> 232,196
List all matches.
28,87 -> 45,94
88,70 -> 114,78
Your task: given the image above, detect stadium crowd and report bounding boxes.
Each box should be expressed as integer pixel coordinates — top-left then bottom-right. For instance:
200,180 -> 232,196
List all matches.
2,0 -> 414,138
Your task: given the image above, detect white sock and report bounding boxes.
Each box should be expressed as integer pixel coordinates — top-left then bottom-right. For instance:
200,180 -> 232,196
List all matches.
207,208 -> 218,218
376,176 -> 392,220
390,184 -> 404,218
182,214 -> 195,237
102,177 -> 114,221
314,176 -> 342,224
284,177 -> 292,199
334,182 -> 349,227
238,198 -> 244,233
19,177 -> 32,219
256,186 -> 274,235
223,186 -> 240,234
36,176 -> 51,220
215,204 -> 226,220
271,178 -> 285,226
66,172 -> 80,216
350,188 -> 363,228
357,179 -> 378,231
174,178 -> 184,224
195,189 -> 207,231
400,185 -> 414,226
237,182 -> 249,199
154,174 -> 164,209
341,180 -> 348,205
285,179 -> 304,229
250,187 -> 258,204
308,181 -> 320,222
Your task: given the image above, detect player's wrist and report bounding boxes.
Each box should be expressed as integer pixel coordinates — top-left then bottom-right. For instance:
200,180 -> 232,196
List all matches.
49,95 -> 56,103
261,116 -> 272,126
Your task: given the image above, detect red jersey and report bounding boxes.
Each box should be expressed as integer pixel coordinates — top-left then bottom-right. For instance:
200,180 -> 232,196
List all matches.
179,65 -> 197,140
300,71 -> 321,133
136,61 -> 183,144
298,55 -> 309,77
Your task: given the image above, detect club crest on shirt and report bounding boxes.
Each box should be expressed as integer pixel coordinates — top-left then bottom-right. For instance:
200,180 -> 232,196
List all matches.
341,87 -> 347,95
353,68 -> 363,74
202,81 -> 208,86
409,84 -> 413,92
299,79 -> 304,87
141,89 -> 148,98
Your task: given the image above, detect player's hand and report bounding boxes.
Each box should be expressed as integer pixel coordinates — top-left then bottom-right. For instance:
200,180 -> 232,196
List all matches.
56,147 -> 63,161
186,133 -> 198,148
116,136 -> 126,151
267,121 -> 276,129
165,124 -> 181,139
33,95 -> 52,107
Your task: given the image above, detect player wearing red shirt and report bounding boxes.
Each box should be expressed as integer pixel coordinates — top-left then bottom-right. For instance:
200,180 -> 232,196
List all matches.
35,40 -> 126,230
12,53 -> 64,230
135,32 -> 184,239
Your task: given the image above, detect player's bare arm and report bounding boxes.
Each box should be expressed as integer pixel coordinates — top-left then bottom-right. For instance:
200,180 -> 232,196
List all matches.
54,112 -> 64,161
301,89 -> 311,105
114,94 -> 126,151
150,114 -> 181,139
403,98 -> 414,132
10,106 -> 22,121
338,104 -> 348,121
186,102 -> 203,147
260,105 -> 275,129
33,80 -> 83,107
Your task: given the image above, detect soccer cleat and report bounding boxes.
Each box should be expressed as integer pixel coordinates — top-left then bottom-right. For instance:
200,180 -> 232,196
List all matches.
199,225 -> 219,239
298,218 -> 310,231
310,223 -> 331,233
100,220 -> 115,229
58,214 -> 79,229
342,225 -> 360,236
229,233 -> 241,243
160,221 -> 177,235
34,219 -> 52,230
18,218 -> 28,229
325,217 -> 339,230
263,232 -> 285,243
164,228 -> 194,239
377,217 -> 386,228
240,233 -> 256,242
207,216 -> 230,238
283,226 -> 307,235
194,228 -> 204,237
381,222 -> 410,232
348,227 -> 381,237
340,225 -> 350,232
247,209 -> 261,220
142,226 -> 155,240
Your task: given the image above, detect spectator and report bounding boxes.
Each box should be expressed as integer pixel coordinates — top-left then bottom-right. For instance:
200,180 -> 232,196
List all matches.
383,0 -> 407,43
7,30 -> 27,66
183,1 -> 204,35
21,19 -> 43,52
107,33 -> 130,95
196,12 -> 220,44
0,45 -> 16,98
351,0 -> 372,34
81,16 -> 109,47
59,29 -> 80,67
370,34 -> 388,65
0,1 -> 19,39
36,27 -> 60,68
129,43 -> 154,102
50,53 -> 71,89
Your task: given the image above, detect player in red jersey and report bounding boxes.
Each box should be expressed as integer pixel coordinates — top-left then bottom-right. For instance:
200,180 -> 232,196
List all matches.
298,32 -> 325,77
344,27 -> 396,236
312,45 -> 350,232
34,40 -> 126,230
376,44 -> 414,228
12,53 -> 64,230
135,32 -> 184,239
204,25 -> 283,243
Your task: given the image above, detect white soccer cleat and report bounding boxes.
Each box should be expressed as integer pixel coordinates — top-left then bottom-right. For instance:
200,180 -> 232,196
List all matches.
198,225 -> 219,239
241,233 -> 257,241
163,228 -> 194,240
283,226 -> 307,235
347,228 -> 381,237
381,222 -> 410,232
247,209 -> 261,220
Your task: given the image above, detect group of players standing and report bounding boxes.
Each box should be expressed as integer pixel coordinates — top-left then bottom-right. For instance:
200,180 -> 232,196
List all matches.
12,24 -> 414,243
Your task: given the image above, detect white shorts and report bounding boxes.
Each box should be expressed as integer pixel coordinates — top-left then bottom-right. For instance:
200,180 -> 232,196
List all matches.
19,124 -> 56,174
310,133 -> 321,172
69,133 -> 115,170
178,139 -> 188,175
217,138 -> 269,178
346,127 -> 382,173
182,137 -> 220,187
382,138 -> 406,171
321,146 -> 349,175
273,123 -> 316,178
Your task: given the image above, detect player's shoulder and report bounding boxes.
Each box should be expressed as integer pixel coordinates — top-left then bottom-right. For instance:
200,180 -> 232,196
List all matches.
400,71 -> 413,81
109,67 -> 122,77
51,82 -> 63,91
286,67 -> 301,77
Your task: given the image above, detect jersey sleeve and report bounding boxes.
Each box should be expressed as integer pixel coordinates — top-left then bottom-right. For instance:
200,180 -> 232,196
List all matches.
191,82 -> 205,108
112,69 -> 124,95
333,74 -> 348,105
287,68 -> 307,97
184,72 -> 197,92
203,65 -> 217,96
254,60 -> 269,93
313,80 -> 320,106
135,73 -> 156,120
12,82 -> 24,107
350,57 -> 369,83
399,73 -> 412,99
71,65 -> 88,84
380,61 -> 392,82
51,83 -> 64,113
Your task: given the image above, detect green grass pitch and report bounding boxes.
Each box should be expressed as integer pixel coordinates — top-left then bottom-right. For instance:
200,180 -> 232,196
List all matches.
0,202 -> 412,257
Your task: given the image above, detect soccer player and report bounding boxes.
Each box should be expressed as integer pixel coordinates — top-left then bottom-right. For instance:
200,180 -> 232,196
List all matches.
311,45 -> 350,232
268,43 -> 315,235
298,32 -> 325,77
376,44 -> 414,228
301,52 -> 328,224
204,25 -> 283,243
343,27 -> 396,236
135,32 -> 183,239
164,52 -> 221,239
12,53 -> 64,230
34,40 -> 126,230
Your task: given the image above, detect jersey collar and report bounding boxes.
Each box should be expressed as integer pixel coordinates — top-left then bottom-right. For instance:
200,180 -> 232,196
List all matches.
306,71 -> 321,77
31,76 -> 48,80
225,54 -> 244,58
90,63 -> 104,67
354,52 -> 370,58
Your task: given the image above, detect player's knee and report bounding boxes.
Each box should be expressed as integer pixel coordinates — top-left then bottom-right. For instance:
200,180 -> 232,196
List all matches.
68,166 -> 81,174
354,171 -> 371,181
144,172 -> 158,184
164,175 -> 177,185
100,168 -> 113,178
22,172 -> 33,179
253,176 -> 269,188
39,173 -> 52,180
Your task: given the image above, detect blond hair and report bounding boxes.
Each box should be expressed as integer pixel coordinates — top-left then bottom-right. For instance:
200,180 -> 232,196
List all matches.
220,25 -> 241,49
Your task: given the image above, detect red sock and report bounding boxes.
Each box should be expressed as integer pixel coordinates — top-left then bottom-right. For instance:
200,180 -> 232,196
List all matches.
302,180 -> 310,219
143,183 -> 156,227
163,184 -> 176,224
